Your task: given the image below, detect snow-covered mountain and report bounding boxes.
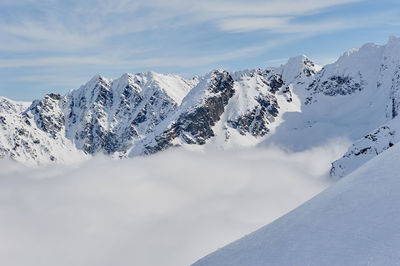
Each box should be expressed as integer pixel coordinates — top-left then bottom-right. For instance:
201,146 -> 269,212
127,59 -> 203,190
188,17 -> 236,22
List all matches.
0,55 -> 319,164
0,95 -> 86,165
263,36 -> 400,178
62,72 -> 195,157
2,36 -> 400,176
192,133 -> 400,266
191,36 -> 400,266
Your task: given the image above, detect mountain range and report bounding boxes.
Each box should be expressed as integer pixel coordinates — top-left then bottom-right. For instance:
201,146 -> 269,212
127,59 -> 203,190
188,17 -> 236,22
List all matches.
2,36 -> 400,180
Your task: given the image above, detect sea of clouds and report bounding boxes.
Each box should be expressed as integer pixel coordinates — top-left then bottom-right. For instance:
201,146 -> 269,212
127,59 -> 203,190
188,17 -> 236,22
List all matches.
0,141 -> 347,266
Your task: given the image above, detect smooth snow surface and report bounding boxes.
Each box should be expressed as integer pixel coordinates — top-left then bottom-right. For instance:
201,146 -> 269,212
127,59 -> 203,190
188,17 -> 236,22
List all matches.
0,143 -> 345,266
194,143 -> 400,266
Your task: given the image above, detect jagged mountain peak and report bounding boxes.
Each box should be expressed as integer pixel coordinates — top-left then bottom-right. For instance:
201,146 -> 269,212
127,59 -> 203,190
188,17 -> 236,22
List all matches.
276,55 -> 321,82
0,96 -> 30,114
85,74 -> 109,88
2,37 -> 400,167
328,37 -> 400,84
388,35 -> 400,43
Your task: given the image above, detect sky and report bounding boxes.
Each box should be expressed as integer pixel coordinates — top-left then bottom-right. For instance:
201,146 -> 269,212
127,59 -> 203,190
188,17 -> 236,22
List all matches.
1,0 -> 400,101
0,142 -> 346,266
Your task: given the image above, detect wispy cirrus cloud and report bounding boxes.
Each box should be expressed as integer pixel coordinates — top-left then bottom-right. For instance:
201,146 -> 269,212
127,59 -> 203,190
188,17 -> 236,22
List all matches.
0,35 -> 301,69
0,0 -> 399,100
0,0 -> 372,54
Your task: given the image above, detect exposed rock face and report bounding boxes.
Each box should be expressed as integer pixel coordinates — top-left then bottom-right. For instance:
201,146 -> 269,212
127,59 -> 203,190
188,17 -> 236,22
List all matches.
0,72 -> 195,164
25,93 -> 64,138
331,122 -> 399,179
62,72 -> 194,155
0,56 -> 312,163
228,69 -> 282,137
278,55 -> 321,82
228,95 -> 279,137
142,70 -> 235,154
0,96 -> 84,164
308,72 -> 365,96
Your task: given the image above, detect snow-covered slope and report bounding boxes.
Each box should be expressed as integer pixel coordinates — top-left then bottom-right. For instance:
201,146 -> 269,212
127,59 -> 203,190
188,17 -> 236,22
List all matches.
0,72 -> 197,164
129,64 -> 315,155
193,140 -> 400,266
62,72 -> 195,156
0,95 -> 86,165
263,36 -> 400,178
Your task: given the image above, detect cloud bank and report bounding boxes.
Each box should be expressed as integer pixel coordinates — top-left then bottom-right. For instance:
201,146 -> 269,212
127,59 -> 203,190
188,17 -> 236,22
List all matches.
0,142 -> 346,266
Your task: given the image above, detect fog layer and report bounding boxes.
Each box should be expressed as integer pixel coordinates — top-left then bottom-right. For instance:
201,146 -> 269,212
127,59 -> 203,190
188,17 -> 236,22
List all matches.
0,141 -> 347,266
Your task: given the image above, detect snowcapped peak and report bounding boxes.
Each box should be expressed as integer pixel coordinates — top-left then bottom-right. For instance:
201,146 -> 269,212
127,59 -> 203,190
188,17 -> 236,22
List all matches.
277,55 -> 321,82
341,42 -> 381,60
178,69 -> 232,111
142,71 -> 195,104
288,54 -> 308,62
384,36 -> 400,60
74,74 -> 110,95
112,73 -> 135,88
0,96 -> 30,113
213,68 -> 227,74
319,41 -> 386,91
120,72 -> 133,79
388,35 -> 400,45
202,69 -> 228,80
88,74 -> 107,84
201,69 -> 231,86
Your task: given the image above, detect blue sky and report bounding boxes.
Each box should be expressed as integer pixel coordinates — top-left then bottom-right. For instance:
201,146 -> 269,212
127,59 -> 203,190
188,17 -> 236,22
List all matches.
1,0 -> 400,101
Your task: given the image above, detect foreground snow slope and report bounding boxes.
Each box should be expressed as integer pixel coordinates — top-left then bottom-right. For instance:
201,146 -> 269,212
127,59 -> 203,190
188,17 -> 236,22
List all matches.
193,143 -> 400,266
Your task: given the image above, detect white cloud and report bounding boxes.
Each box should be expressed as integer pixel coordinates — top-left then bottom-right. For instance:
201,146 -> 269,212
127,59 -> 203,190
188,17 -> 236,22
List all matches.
0,35 -> 298,69
218,17 -> 290,33
0,0 -> 373,54
139,0 -> 364,18
1,0 -> 398,99
0,142 -> 347,266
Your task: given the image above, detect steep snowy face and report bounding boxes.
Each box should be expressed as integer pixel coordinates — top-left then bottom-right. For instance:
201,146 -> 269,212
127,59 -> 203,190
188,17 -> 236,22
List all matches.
206,68 -> 298,149
276,55 -> 322,83
227,69 -> 282,137
129,62 -> 316,155
0,96 -> 85,165
325,37 -> 400,178
306,43 -> 383,99
62,72 -> 195,155
379,36 -> 400,118
303,37 -> 400,108
133,70 -> 236,154
26,93 -> 64,139
265,37 -> 400,157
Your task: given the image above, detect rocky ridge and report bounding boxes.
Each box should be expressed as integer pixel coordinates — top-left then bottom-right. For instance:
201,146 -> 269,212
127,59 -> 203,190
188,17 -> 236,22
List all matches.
2,36 -> 400,179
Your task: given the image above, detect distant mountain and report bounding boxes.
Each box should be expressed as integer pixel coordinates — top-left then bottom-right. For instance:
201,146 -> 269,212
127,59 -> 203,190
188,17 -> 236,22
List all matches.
263,36 -> 400,178
0,54 -> 319,164
2,36 -> 400,179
